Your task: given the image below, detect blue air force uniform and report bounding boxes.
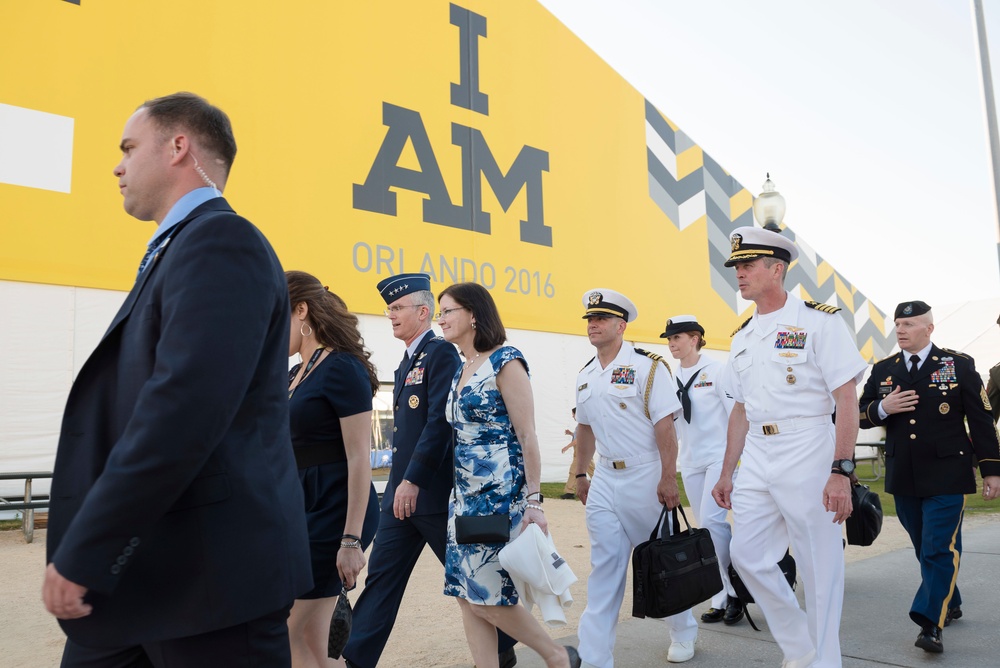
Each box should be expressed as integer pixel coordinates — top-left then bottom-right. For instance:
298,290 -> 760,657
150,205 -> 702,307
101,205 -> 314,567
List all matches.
343,274 -> 514,668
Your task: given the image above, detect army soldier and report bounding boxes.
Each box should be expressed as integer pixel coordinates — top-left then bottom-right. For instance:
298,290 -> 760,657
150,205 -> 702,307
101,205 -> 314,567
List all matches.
859,300 -> 1000,654
574,289 -> 698,667
711,226 -> 867,668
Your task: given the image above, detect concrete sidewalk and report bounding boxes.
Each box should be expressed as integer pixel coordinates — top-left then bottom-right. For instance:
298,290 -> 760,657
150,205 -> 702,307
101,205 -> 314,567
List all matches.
486,519 -> 1000,668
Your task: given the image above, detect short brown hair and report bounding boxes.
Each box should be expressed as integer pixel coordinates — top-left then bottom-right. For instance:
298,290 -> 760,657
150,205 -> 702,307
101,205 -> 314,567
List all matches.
140,92 -> 237,176
438,283 -> 507,352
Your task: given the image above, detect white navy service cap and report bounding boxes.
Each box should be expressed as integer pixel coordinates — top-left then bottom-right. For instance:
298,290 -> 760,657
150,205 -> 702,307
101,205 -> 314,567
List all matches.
581,288 -> 638,323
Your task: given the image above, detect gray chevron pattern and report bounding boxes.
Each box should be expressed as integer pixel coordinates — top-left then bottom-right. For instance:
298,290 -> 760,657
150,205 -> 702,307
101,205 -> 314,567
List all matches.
645,99 -> 894,361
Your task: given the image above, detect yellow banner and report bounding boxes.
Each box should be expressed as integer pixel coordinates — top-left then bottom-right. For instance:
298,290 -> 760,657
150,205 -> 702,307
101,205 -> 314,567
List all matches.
0,1 -> 890,355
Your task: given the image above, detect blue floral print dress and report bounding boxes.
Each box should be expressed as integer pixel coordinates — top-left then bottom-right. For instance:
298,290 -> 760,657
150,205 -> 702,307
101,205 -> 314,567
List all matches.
444,346 -> 528,606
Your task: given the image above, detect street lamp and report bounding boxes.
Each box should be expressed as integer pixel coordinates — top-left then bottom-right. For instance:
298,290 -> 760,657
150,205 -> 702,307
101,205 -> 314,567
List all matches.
752,173 -> 786,232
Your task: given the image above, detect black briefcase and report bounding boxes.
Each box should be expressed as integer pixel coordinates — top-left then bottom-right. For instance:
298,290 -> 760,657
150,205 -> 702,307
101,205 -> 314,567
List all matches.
728,550 -> 796,631
846,483 -> 883,546
632,505 -> 723,619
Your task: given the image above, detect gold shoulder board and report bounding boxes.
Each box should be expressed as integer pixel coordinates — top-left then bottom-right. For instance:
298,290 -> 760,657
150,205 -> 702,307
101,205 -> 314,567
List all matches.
731,316 -> 752,337
635,348 -> 671,374
804,300 -> 842,314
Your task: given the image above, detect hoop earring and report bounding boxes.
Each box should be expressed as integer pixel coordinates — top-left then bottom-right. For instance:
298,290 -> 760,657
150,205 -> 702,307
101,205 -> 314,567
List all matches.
300,323 -> 313,337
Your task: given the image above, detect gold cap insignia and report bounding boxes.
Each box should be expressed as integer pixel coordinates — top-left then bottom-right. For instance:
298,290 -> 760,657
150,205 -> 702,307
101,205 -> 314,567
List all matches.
588,291 -> 603,306
731,233 -> 743,252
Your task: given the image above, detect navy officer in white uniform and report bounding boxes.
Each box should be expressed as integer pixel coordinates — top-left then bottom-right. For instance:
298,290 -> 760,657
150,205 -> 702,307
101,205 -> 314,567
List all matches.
574,289 -> 698,667
711,227 -> 866,668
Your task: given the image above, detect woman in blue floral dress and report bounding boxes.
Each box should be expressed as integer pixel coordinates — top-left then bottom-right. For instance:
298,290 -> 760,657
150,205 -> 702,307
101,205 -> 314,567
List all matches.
436,283 -> 580,668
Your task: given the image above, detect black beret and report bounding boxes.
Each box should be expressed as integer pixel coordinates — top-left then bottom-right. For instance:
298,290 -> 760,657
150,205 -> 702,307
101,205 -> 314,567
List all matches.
894,301 -> 931,320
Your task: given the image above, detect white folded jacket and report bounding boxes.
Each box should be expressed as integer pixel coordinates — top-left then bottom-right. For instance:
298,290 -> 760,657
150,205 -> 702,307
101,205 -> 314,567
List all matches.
498,523 -> 576,627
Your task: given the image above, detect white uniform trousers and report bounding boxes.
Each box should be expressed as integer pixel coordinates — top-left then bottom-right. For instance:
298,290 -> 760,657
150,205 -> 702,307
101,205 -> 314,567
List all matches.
680,461 -> 736,608
578,458 -> 698,668
730,423 -> 843,668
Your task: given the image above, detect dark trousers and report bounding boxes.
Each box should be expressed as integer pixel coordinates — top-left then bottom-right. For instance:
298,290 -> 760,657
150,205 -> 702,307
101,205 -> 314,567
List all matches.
343,511 -> 516,668
60,604 -> 292,668
894,494 -> 965,629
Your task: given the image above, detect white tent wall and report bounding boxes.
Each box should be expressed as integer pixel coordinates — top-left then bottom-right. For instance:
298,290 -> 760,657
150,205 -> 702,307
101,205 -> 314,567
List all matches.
1,281 -> 126,499
2,278 -> 732,500
930,299 -> 1000,384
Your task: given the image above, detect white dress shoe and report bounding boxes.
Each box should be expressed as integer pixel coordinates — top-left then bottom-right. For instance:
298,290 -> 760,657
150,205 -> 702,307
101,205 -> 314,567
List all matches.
667,640 -> 695,663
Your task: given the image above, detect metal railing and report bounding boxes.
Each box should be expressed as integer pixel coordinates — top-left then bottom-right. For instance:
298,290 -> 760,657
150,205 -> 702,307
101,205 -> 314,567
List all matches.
0,471 -> 53,543
854,442 -> 884,482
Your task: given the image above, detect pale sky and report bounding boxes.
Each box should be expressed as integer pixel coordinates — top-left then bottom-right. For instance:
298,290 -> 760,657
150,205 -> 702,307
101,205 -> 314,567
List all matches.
539,0 -> 1000,315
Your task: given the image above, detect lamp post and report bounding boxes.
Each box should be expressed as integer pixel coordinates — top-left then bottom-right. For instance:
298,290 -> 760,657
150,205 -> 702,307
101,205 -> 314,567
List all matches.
752,173 -> 786,232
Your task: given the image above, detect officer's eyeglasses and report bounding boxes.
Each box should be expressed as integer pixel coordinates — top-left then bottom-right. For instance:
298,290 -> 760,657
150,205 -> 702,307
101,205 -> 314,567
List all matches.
383,304 -> 422,317
434,307 -> 466,319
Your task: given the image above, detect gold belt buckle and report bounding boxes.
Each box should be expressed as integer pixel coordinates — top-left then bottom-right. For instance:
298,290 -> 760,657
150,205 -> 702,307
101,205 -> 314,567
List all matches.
762,424 -> 779,436
612,460 -> 626,470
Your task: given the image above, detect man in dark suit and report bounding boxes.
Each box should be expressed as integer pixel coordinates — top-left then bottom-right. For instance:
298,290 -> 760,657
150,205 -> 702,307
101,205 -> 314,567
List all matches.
986,313 -> 1000,423
42,92 -> 312,667
342,273 -> 516,668
859,300 -> 1000,654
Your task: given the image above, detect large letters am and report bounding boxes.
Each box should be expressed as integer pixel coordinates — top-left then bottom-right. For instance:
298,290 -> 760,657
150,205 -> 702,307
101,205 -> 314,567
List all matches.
352,103 -> 551,246
352,4 -> 552,247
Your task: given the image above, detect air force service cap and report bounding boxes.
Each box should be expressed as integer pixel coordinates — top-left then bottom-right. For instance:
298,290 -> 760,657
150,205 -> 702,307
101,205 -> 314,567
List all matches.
581,288 -> 637,322
376,273 -> 431,304
660,315 -> 705,339
894,300 -> 931,320
725,226 -> 799,267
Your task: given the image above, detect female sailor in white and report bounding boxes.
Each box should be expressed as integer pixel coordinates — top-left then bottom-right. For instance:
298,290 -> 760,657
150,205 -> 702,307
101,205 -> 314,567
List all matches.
662,315 -> 742,626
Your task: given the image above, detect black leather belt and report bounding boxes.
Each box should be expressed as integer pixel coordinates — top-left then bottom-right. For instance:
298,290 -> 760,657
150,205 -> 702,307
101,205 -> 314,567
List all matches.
294,443 -> 347,469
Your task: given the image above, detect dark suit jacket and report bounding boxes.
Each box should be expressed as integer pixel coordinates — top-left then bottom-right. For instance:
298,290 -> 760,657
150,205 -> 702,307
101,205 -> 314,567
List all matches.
987,362 -> 1000,423
385,331 -> 461,515
47,198 -> 312,648
859,344 -> 1000,496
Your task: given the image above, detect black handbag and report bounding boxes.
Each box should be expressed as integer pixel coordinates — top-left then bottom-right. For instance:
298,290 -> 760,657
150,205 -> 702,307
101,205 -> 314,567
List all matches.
327,587 -> 352,659
846,483 -> 883,546
455,514 -> 510,544
631,505 -> 723,619
727,550 -> 796,631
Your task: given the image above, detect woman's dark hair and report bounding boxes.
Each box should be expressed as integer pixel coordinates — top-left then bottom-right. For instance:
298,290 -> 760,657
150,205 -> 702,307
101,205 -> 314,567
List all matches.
438,282 -> 506,352
286,270 -> 379,396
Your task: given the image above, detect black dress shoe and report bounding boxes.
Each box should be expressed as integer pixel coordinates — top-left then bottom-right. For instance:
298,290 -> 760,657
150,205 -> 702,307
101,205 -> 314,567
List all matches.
499,646 -> 517,668
700,606 -> 725,623
944,606 -> 962,627
915,626 -> 943,653
723,596 -> 745,626
564,646 -> 582,668
560,493 -> 576,499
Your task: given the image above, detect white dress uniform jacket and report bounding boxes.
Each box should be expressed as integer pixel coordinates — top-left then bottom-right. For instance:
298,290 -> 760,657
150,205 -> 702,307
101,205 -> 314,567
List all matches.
675,358 -> 733,470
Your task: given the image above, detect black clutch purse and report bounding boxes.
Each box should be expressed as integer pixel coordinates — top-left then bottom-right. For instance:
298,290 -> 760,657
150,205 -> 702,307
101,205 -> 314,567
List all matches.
455,515 -> 510,544
327,587 -> 352,659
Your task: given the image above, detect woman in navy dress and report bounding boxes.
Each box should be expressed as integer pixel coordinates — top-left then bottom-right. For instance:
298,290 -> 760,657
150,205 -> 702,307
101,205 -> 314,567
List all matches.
285,271 -> 379,668
437,282 -> 580,668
